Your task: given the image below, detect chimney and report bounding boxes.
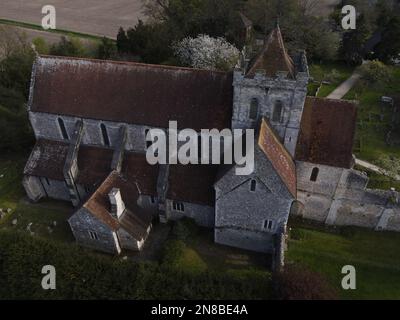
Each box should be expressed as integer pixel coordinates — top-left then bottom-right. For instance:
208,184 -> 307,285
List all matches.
108,188 -> 125,219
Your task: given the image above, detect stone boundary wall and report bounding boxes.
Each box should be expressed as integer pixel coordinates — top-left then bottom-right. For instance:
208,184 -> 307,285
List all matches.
296,163 -> 400,232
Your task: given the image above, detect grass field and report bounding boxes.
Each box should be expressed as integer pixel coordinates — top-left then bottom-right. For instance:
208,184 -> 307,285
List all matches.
0,153 -> 74,243
287,219 -> 400,299
344,66 -> 400,172
0,19 -> 106,42
0,0 -> 144,39
173,223 -> 270,274
308,62 -> 354,98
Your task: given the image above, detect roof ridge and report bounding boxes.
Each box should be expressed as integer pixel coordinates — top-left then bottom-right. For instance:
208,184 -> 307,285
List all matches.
37,54 -> 230,75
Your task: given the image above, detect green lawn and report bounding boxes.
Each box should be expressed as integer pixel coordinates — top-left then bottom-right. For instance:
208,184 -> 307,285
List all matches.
183,227 -> 270,273
345,66 -> 400,169
308,62 -> 354,98
354,165 -> 400,191
287,220 -> 400,300
0,153 -> 74,243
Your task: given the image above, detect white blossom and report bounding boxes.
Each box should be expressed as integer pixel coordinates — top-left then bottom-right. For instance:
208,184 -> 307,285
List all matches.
173,34 -> 239,71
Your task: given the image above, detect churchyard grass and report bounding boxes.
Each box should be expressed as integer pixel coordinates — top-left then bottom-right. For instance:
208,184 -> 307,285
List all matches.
287,218 -> 400,299
0,153 -> 74,243
346,66 -> 400,181
308,62 -> 354,98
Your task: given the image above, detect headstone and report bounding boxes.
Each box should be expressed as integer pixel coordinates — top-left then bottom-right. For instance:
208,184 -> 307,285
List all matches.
12,219 -> 17,226
53,221 -> 57,227
7,208 -> 11,213
381,96 -> 394,105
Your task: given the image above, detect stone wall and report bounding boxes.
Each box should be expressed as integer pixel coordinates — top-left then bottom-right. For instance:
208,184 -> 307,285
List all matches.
216,177 -> 292,233
40,177 -> 70,202
296,161 -> 400,232
231,68 -> 309,156
29,111 -> 163,153
165,199 -> 215,228
117,228 -> 141,251
215,227 -> 275,253
68,207 -> 121,254
23,175 -> 46,202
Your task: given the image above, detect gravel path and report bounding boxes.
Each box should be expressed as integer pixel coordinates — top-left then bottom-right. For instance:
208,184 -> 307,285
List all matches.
327,72 -> 361,100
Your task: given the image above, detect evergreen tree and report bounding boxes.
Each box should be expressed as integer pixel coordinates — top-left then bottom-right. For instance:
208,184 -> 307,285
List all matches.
116,27 -> 129,54
340,14 -> 371,65
375,16 -> 400,63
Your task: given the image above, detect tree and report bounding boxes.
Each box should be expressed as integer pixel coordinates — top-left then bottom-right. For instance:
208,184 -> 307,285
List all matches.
374,16 -> 400,63
340,14 -> 371,65
0,28 -> 35,98
116,27 -> 129,54
243,0 -> 340,62
142,0 -> 244,45
272,265 -> 338,300
50,36 -> 88,57
97,37 -> 117,60
173,34 -> 239,71
32,37 -> 50,55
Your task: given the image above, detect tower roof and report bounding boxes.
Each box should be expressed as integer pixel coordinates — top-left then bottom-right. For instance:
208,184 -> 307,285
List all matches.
246,25 -> 295,79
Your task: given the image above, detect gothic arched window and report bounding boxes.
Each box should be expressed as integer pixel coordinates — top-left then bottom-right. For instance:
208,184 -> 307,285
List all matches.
249,98 -> 259,120
272,100 -> 283,122
310,167 -> 319,182
100,123 -> 110,146
58,117 -> 69,140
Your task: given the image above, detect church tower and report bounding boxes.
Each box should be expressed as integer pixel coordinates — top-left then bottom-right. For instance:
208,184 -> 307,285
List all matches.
232,24 -> 309,156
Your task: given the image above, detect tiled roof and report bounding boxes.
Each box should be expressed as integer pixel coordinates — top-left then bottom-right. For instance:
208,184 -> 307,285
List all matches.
167,164 -> 219,206
31,55 -> 233,131
122,152 -> 158,196
258,118 -> 296,197
295,97 -> 357,169
77,145 -> 114,187
24,139 -> 69,181
83,171 -> 152,239
246,26 -> 295,78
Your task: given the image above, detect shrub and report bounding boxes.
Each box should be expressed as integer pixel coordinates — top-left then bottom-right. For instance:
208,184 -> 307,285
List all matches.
171,218 -> 198,241
0,230 -> 272,299
50,36 -> 88,57
359,60 -> 392,84
161,239 -> 186,268
32,37 -> 49,55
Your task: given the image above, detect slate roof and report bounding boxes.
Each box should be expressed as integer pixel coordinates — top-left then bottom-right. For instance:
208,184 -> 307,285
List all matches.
24,139 -> 69,181
167,164 -> 219,206
30,55 -> 233,131
295,97 -> 357,169
122,152 -> 159,196
246,26 -> 295,78
83,171 -> 152,240
77,145 -> 114,187
258,118 -> 297,197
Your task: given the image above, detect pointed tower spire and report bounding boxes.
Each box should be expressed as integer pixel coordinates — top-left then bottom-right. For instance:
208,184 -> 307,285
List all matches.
246,25 -> 295,79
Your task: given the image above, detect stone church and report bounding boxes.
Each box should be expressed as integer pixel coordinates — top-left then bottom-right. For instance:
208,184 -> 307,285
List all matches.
23,24 -> 399,258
